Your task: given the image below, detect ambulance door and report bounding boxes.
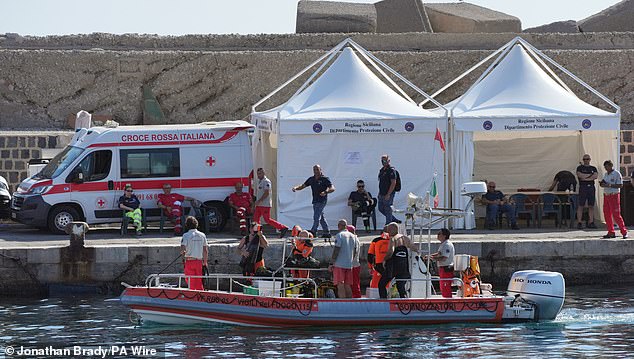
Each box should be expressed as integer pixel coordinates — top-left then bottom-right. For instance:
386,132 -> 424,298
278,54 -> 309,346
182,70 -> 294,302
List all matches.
66,149 -> 117,223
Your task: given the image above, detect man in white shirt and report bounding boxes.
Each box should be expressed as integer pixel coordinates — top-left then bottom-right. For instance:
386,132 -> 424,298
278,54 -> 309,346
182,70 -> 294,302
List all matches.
428,228 -> 455,298
180,216 -> 209,290
253,168 -> 289,238
599,160 -> 628,239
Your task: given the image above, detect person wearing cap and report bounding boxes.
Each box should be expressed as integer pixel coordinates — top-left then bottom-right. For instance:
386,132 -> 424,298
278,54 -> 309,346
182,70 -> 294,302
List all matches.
599,160 -> 628,239
180,216 -> 209,291
118,184 -> 143,236
347,224 -> 362,298
157,183 -> 195,236
576,154 -> 599,229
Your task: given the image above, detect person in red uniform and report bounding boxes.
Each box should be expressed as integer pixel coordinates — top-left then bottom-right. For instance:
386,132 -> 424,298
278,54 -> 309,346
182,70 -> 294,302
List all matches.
228,182 -> 253,236
157,183 -> 194,236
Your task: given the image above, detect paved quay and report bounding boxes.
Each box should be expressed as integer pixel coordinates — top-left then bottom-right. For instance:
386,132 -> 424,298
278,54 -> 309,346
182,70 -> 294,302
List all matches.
0,221 -> 631,297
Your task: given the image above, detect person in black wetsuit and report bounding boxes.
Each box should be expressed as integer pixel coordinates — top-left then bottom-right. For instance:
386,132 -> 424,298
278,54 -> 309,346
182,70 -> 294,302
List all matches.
237,223 -> 269,276
378,222 -> 419,299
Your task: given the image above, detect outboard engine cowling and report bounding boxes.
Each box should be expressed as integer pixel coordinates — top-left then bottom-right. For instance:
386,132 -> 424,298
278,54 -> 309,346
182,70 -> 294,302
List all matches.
507,270 -> 565,320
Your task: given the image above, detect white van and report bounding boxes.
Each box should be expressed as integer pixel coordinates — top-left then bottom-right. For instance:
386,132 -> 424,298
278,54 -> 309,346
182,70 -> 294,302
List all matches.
11,120 -> 254,234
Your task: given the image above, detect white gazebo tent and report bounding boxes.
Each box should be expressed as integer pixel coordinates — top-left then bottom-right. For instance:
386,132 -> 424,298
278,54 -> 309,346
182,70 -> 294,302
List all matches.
251,38 -> 448,229
427,37 -> 620,229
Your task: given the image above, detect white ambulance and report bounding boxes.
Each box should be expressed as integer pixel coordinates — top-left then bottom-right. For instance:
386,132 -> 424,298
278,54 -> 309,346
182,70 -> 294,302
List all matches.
11,120 -> 254,234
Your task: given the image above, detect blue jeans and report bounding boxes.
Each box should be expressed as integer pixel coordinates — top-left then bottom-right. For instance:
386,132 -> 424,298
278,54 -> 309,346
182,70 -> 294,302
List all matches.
378,192 -> 397,224
311,201 -> 329,234
486,203 -> 517,227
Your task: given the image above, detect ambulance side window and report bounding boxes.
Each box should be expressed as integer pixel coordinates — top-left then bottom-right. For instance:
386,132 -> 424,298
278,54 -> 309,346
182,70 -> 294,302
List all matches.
120,148 -> 180,178
70,150 -> 112,182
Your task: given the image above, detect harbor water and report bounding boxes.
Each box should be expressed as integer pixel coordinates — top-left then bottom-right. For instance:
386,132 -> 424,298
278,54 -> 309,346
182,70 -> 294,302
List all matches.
0,285 -> 633,358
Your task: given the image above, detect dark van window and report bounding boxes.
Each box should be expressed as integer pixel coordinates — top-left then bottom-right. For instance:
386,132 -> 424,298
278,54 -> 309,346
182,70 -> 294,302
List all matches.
120,148 -> 180,178
69,150 -> 112,182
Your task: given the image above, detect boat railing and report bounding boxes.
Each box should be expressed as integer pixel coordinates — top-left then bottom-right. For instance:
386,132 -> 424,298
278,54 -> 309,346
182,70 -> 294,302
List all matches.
144,273 -> 319,298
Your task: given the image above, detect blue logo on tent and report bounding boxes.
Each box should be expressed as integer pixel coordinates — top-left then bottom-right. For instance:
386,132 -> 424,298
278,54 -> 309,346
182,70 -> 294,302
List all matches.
405,122 -> 415,132
313,123 -> 323,133
483,121 -> 493,130
582,119 -> 592,129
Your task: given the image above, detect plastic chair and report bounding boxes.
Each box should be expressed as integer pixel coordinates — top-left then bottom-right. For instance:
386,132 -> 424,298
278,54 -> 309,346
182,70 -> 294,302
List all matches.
539,193 -> 562,228
509,193 -> 535,228
159,203 -> 209,234
351,205 -> 377,232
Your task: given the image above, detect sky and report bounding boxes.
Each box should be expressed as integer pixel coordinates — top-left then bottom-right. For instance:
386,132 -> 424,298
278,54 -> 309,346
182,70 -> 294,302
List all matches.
0,0 -> 623,36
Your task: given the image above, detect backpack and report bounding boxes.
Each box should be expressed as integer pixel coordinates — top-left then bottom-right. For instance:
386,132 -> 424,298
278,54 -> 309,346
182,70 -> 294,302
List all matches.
394,169 -> 401,192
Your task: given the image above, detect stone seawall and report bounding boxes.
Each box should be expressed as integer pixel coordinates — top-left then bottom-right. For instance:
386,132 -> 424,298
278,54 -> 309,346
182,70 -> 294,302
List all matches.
1,48 -> 633,129
0,132 -> 73,191
1,239 -> 632,297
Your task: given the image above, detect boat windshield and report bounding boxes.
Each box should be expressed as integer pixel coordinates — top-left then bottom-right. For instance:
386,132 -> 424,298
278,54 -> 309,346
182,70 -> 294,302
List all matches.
35,146 -> 84,179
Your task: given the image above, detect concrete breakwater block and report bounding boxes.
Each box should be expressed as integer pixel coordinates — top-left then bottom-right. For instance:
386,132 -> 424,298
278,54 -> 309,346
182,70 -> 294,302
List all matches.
296,0 -> 377,33
578,0 -> 634,32
524,20 -> 580,34
425,2 -> 521,33
375,0 -> 432,33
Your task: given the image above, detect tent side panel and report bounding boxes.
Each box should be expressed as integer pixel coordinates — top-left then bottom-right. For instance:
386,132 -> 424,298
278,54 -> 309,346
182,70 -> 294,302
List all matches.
276,132 -> 446,230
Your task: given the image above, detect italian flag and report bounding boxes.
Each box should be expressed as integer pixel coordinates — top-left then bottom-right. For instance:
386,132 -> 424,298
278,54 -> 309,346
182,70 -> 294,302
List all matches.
431,178 -> 439,208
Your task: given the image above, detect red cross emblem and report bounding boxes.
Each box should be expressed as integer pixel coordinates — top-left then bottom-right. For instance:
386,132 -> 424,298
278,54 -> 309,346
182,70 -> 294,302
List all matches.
206,156 -> 216,167
96,197 -> 107,208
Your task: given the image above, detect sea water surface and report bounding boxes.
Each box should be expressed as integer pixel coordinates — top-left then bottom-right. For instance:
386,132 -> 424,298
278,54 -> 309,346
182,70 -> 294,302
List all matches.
0,285 -> 633,358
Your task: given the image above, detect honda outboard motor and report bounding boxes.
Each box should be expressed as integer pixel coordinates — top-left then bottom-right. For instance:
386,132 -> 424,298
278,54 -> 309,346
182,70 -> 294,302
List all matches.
507,270 -> 565,320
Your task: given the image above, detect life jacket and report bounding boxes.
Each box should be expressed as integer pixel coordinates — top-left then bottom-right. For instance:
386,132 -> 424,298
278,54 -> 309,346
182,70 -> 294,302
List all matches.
368,232 -> 390,265
461,256 -> 481,297
293,238 -> 314,258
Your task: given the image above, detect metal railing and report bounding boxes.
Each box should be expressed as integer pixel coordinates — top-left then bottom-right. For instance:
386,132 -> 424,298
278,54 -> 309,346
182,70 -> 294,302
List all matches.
145,273 -> 319,298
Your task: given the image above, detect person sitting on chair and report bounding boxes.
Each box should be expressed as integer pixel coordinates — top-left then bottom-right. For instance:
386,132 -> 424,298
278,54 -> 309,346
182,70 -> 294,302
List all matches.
118,184 -> 143,236
228,182 -> 253,236
481,181 -> 519,230
348,179 -> 377,232
157,183 -> 195,236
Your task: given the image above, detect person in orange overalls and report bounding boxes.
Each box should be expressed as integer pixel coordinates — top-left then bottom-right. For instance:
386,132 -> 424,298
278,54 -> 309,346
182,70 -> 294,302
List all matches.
228,182 -> 253,236
367,230 -> 390,289
291,228 -> 314,279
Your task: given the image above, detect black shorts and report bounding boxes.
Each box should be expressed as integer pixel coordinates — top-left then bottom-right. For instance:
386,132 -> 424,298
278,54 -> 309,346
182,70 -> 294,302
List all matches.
578,184 -> 595,207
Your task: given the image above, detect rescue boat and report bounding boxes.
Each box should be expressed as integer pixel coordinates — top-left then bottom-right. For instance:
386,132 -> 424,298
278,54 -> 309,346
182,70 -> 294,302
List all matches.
119,182 -> 566,327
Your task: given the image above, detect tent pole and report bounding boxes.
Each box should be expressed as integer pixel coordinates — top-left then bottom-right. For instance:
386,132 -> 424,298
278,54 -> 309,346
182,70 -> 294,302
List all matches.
347,39 -> 446,111
251,38 -> 349,113
518,39 -> 574,94
420,36 -> 518,107
519,39 -> 620,112
348,40 -> 415,104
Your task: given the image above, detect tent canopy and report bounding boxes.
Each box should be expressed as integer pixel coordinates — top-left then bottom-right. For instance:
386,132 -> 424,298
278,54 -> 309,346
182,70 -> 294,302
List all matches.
251,38 -> 448,229
255,47 -> 442,121
433,37 -> 620,229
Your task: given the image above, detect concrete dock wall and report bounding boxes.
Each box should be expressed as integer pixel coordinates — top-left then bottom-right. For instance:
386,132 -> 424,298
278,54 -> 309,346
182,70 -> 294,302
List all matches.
1,239 -> 631,297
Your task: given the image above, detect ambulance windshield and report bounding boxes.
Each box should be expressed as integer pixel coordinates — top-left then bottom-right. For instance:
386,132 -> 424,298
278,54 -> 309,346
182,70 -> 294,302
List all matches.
36,146 -> 84,179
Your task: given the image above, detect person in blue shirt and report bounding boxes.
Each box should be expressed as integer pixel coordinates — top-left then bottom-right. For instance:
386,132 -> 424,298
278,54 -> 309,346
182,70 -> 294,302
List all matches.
481,181 -> 519,230
292,164 -> 335,238
118,184 -> 143,236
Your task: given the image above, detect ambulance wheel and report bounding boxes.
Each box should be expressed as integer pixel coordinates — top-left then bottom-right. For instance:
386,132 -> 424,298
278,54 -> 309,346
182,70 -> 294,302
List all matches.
205,203 -> 227,232
48,205 -> 80,234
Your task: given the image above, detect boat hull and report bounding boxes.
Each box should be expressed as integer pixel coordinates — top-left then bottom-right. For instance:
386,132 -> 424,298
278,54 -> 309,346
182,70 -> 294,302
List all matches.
120,287 -> 505,327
